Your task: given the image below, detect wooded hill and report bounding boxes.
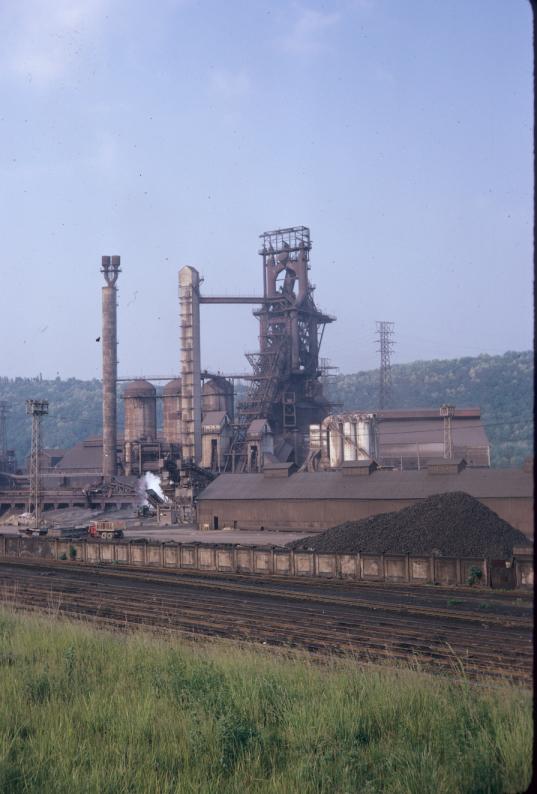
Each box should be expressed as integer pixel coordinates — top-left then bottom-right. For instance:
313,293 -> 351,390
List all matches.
0,351 -> 532,469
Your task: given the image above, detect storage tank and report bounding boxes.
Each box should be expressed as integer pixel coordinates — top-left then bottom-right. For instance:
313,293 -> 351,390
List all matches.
356,414 -> 377,459
163,378 -> 182,445
321,413 -> 377,467
123,379 -> 157,442
327,418 -> 343,467
202,377 -> 234,420
343,419 -> 357,461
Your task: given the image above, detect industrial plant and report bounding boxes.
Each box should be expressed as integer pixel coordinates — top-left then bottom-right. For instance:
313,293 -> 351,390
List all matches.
0,225 -> 533,692
0,226 -> 532,538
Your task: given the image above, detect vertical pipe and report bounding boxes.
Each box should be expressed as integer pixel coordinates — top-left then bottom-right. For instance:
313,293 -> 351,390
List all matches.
101,255 -> 120,479
124,441 -> 132,476
290,309 -> 299,370
342,420 -> 352,461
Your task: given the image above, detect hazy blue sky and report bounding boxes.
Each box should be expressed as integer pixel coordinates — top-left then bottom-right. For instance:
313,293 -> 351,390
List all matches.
0,0 -> 532,380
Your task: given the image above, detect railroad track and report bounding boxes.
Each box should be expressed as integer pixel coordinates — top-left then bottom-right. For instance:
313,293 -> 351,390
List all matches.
2,557 -> 531,609
0,559 -> 532,684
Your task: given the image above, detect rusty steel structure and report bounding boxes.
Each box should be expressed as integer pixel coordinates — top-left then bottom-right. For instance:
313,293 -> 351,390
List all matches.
175,227 -> 334,473
101,255 -> 121,479
225,227 -> 334,470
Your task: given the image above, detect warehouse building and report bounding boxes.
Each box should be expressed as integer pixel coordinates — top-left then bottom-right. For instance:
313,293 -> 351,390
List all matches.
197,458 -> 533,538
374,407 -> 490,468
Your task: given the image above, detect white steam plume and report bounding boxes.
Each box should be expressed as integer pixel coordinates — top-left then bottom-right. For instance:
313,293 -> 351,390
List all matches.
142,471 -> 168,503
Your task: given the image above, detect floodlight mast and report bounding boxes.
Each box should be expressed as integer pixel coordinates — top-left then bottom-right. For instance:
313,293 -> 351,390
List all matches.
26,400 -> 49,530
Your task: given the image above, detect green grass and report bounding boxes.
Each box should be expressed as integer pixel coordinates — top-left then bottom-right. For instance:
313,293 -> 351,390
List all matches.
0,610 -> 532,794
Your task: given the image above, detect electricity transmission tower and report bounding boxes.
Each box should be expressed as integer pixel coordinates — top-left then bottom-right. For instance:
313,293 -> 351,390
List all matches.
26,400 -> 49,529
440,404 -> 455,459
376,321 -> 395,409
0,401 -> 9,464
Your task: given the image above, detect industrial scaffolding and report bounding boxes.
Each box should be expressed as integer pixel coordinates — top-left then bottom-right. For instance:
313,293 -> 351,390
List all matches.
226,226 -> 335,471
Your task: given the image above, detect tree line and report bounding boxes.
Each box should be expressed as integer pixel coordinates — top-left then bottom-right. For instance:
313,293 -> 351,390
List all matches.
0,351 -> 532,469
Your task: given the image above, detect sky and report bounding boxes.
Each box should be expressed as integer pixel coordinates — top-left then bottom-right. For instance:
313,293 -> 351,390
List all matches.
0,0 -> 532,380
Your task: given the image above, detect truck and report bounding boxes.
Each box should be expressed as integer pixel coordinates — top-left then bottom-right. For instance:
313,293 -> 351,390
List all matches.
88,520 -> 125,540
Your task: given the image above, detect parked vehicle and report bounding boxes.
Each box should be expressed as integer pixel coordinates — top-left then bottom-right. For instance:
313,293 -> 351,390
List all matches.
88,520 -> 125,540
18,526 -> 48,537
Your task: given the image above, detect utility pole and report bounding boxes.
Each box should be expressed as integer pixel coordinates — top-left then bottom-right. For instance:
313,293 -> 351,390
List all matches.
376,321 -> 395,409
440,404 -> 455,459
26,400 -> 49,530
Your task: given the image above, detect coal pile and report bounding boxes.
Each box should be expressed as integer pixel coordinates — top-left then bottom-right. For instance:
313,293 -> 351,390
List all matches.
287,492 -> 530,559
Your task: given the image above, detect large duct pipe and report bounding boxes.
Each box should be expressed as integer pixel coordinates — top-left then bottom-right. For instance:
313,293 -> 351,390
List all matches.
101,255 -> 120,479
179,266 -> 202,463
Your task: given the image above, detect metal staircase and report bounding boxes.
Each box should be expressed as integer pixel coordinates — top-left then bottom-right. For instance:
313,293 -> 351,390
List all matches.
226,334 -> 289,471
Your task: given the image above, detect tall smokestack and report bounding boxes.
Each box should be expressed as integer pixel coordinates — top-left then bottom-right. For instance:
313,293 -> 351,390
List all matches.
179,266 -> 202,463
101,255 -> 121,479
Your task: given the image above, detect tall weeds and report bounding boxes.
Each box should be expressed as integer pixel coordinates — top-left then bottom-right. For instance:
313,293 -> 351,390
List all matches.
0,610 -> 532,793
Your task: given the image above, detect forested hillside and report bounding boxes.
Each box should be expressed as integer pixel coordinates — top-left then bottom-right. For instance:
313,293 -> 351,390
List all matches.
0,377 -> 110,468
0,351 -> 532,469
324,351 -> 533,467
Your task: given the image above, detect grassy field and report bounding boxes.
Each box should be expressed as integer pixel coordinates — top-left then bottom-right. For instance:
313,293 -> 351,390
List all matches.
0,609 -> 532,794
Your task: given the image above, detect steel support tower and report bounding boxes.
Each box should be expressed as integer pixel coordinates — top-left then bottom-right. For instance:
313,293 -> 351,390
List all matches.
26,399 -> 49,529
376,321 -> 395,409
227,226 -> 335,470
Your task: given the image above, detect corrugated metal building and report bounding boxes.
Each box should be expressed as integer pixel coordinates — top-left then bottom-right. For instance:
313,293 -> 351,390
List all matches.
375,408 -> 490,468
197,460 -> 533,538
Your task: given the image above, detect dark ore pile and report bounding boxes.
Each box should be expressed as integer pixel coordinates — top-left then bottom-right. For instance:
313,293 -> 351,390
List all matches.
287,492 -> 530,558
